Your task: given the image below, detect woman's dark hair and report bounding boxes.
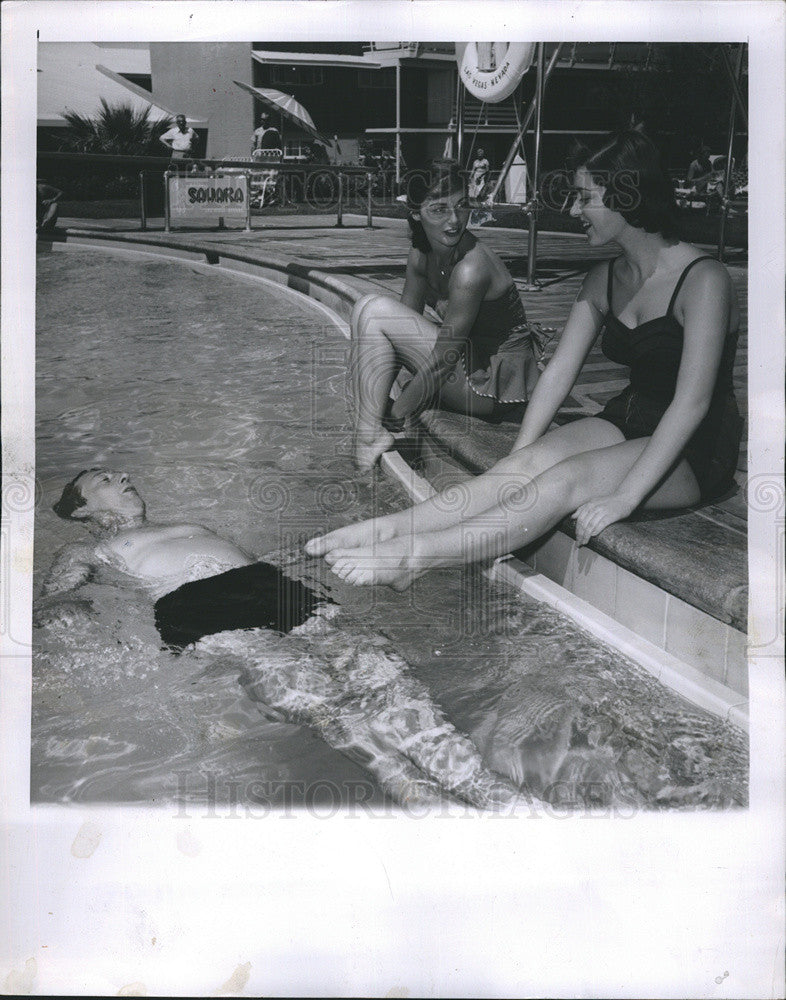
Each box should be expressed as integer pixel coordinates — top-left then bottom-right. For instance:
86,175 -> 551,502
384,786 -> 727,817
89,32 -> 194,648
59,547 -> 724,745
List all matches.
570,130 -> 679,239
52,470 -> 92,520
402,160 -> 468,253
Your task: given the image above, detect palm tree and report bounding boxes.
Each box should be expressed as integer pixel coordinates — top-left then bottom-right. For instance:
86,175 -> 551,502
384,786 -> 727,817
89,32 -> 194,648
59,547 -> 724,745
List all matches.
58,99 -> 173,156
54,99 -> 175,201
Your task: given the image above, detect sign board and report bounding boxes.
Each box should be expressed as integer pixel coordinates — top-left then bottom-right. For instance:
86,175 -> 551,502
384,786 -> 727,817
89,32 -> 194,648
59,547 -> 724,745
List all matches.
168,173 -> 249,221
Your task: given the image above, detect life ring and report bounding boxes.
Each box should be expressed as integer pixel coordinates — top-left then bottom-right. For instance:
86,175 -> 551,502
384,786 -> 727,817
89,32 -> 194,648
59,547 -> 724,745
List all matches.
458,42 -> 536,104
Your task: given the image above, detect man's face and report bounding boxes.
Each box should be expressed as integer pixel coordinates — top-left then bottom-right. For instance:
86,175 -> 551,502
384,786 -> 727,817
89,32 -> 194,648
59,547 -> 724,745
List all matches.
176,116 -> 187,130
73,469 -> 145,520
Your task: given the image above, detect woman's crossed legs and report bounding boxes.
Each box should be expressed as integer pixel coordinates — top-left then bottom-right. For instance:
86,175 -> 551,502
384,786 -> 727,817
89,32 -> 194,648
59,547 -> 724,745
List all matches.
350,293 -> 495,470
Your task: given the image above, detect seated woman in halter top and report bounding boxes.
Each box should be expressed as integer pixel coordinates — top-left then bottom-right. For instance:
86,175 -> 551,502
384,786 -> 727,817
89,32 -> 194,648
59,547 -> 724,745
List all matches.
307,130 -> 743,589
350,159 -> 540,470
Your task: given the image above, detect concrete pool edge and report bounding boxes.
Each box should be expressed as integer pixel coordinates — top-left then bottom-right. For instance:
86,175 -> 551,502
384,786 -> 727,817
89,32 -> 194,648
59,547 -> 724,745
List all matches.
380,451 -> 749,733
41,227 -> 364,328
41,229 -> 749,731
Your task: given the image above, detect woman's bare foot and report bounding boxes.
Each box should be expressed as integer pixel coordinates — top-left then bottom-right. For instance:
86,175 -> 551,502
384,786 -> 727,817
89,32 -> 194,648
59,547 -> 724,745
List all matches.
354,429 -> 395,472
326,537 -> 433,591
305,515 -> 398,558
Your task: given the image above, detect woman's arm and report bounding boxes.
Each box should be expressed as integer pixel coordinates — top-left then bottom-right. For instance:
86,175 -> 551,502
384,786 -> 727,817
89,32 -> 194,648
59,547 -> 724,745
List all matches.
511,263 -> 607,450
391,255 -> 490,419
400,247 -> 429,313
574,260 -> 733,542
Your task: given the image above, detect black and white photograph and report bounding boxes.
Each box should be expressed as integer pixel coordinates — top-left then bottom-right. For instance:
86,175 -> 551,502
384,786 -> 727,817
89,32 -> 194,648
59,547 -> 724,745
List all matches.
31,34 -> 754,811
2,2 -> 784,997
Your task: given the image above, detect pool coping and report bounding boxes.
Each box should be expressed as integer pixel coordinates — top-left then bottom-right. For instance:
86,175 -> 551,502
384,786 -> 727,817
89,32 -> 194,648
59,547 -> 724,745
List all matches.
41,228 -> 749,730
380,450 -> 749,732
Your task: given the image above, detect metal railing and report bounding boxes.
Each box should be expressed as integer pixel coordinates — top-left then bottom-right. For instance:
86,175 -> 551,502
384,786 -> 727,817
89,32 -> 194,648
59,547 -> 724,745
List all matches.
37,150 -> 381,231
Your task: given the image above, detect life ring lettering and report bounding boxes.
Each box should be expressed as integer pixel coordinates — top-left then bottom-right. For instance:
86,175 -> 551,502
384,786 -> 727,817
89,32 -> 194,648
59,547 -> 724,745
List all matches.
459,42 -> 536,103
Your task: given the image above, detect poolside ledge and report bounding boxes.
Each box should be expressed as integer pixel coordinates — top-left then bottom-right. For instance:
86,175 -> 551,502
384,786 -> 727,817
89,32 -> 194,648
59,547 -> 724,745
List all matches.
397,405 -> 748,719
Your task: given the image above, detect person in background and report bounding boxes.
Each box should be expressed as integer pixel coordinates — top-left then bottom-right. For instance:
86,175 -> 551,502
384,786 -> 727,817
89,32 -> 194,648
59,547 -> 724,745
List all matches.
36,181 -> 63,231
469,148 -> 491,200
252,112 -> 282,158
160,114 -> 197,172
686,143 -> 713,194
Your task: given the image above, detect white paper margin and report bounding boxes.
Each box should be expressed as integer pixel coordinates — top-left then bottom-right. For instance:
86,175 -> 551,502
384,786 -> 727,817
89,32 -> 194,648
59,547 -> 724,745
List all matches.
2,3 -> 784,997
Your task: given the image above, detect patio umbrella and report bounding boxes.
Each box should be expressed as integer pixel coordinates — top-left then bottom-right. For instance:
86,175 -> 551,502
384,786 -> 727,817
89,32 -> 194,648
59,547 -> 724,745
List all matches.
233,81 -> 331,145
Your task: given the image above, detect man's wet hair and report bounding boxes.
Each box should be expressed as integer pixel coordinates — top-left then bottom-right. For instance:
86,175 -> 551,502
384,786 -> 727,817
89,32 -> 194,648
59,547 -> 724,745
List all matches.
52,469 -> 96,520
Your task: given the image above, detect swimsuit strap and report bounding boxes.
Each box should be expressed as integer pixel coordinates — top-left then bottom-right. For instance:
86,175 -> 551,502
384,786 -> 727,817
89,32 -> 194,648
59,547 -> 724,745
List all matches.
666,255 -> 716,318
606,255 -> 624,314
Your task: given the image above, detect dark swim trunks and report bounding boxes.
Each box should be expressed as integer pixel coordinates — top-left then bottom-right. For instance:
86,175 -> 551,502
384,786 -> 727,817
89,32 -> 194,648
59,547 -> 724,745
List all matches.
154,561 -> 331,651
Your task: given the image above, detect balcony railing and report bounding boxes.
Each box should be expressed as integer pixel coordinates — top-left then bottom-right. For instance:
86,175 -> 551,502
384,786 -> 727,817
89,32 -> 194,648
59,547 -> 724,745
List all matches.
364,42 -> 456,57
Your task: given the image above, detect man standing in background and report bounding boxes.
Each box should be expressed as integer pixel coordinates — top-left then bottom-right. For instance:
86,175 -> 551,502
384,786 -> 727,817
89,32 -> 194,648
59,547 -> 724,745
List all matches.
251,112 -> 282,158
160,114 -> 197,163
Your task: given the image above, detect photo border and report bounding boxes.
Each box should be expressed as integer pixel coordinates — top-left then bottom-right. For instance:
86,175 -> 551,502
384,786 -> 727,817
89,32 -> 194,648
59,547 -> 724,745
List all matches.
2,2 -> 784,996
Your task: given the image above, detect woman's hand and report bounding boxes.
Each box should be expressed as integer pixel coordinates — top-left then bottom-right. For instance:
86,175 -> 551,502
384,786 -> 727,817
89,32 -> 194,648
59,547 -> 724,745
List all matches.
573,492 -> 637,546
381,398 -> 406,432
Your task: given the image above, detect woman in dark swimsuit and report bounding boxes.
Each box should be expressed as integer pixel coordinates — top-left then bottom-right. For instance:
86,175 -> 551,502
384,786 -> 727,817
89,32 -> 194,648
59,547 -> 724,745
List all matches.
308,131 -> 743,589
349,160 -> 539,470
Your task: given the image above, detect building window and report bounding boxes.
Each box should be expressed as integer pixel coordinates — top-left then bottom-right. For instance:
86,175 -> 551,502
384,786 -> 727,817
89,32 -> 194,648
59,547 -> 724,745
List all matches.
270,65 -> 324,87
357,69 -> 395,89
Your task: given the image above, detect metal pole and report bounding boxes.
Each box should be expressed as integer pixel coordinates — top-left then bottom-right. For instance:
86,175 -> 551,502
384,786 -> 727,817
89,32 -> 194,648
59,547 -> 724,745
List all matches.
718,43 -> 748,131
245,171 -> 252,231
395,62 -> 402,186
366,172 -> 373,228
717,43 -> 744,261
455,69 -> 465,165
488,43 -> 562,204
164,171 -> 171,233
336,168 -> 344,228
525,43 -> 545,290
139,171 -> 147,231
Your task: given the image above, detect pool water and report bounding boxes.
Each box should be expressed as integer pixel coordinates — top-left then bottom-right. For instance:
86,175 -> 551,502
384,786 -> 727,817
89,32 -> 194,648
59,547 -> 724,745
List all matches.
32,246 -> 748,811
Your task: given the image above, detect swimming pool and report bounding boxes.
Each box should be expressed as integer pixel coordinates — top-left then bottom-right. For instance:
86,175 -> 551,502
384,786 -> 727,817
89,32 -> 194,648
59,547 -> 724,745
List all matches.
32,245 -> 748,811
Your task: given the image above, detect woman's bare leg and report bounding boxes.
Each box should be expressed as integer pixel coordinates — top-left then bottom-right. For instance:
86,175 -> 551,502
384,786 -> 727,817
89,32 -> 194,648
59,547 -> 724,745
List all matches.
327,437 -> 701,588
349,293 -> 496,470
351,294 -> 435,470
307,417 -> 624,556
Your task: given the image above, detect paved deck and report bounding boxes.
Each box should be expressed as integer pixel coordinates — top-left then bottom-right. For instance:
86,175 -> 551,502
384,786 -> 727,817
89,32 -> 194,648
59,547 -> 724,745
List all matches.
44,213 -> 749,650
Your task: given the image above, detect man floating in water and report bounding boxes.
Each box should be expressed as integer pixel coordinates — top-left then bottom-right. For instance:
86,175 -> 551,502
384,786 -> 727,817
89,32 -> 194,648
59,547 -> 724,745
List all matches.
37,468 -> 533,811
40,468 -> 323,649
